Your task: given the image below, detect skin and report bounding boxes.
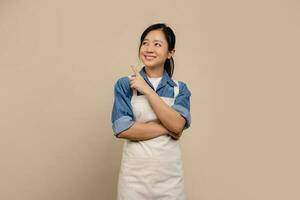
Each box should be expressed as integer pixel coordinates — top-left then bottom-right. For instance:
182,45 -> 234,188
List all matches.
117,29 -> 186,141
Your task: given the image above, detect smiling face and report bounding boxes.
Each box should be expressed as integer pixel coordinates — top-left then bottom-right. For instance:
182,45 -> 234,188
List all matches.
139,29 -> 175,69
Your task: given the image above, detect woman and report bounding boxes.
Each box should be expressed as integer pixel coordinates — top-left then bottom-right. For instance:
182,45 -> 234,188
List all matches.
111,23 -> 192,199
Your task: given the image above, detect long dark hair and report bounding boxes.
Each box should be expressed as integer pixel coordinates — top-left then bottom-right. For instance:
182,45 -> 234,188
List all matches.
138,23 -> 176,78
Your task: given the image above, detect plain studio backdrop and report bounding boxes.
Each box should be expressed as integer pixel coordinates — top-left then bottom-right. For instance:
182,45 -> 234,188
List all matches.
0,0 -> 299,199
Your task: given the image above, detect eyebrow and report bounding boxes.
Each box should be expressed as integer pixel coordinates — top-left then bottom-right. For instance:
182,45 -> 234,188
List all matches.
143,39 -> 163,43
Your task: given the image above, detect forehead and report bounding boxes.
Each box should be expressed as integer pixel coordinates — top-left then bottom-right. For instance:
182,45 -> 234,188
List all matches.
144,30 -> 166,42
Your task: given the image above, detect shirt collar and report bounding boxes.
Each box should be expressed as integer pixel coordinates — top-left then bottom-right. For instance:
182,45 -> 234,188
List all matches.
139,66 -> 177,90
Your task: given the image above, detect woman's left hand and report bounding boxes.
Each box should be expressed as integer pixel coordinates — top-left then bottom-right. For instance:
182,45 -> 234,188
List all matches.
129,65 -> 152,95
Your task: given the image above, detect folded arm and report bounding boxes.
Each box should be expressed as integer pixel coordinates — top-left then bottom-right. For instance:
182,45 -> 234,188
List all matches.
143,89 -> 186,136
116,120 -> 182,141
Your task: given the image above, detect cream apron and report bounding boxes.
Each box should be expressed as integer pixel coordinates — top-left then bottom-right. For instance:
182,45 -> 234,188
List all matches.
117,80 -> 187,200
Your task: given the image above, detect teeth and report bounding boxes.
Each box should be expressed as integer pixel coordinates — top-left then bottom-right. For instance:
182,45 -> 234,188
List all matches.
145,55 -> 155,59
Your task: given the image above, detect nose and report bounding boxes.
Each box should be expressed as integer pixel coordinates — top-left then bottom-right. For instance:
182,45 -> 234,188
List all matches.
144,44 -> 154,53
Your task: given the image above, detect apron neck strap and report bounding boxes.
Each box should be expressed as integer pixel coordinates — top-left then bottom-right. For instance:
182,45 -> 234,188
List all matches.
173,80 -> 179,98
132,89 -> 137,96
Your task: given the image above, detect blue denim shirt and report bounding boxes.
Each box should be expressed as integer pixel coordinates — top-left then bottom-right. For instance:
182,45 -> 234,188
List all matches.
111,66 -> 191,136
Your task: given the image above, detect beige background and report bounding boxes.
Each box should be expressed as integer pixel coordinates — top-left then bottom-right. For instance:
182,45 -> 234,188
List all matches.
0,0 -> 299,199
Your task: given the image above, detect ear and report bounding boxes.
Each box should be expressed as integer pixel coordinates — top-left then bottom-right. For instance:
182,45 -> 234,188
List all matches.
168,49 -> 175,59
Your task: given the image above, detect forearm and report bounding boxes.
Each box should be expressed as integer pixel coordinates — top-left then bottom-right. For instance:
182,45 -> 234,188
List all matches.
116,120 -> 169,141
144,90 -> 185,134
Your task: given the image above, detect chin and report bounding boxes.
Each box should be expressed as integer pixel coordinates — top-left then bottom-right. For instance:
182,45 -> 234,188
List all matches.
141,61 -> 153,66
142,60 -> 162,68
143,63 -> 156,67
144,64 -> 161,69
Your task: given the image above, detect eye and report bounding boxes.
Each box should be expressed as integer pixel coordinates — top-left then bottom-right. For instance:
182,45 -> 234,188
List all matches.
155,43 -> 161,47
142,41 -> 148,45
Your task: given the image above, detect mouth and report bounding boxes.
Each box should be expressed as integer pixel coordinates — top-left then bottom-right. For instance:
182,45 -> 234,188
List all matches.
143,54 -> 157,61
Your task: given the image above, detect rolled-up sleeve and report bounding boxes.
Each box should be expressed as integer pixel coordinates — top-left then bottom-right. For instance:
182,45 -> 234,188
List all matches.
111,77 -> 134,136
171,81 -> 192,130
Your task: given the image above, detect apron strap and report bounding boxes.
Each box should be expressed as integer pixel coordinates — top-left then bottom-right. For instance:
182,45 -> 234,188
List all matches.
173,80 -> 180,98
132,89 -> 137,96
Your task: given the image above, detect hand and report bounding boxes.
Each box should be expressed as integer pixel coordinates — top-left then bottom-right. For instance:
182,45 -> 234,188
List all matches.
169,130 -> 183,140
128,65 -> 152,95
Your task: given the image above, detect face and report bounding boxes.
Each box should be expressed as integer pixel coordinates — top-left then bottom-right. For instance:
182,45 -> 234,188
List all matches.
139,29 -> 175,69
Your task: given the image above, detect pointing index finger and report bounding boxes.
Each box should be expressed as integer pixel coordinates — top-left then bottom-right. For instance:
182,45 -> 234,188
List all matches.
130,65 -> 139,76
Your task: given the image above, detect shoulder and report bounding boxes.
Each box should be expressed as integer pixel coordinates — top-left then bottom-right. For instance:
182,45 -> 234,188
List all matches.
114,76 -> 132,96
174,80 -> 191,96
115,76 -> 130,87
173,80 -> 191,96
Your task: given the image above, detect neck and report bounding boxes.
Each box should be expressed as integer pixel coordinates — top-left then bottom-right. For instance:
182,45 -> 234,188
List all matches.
145,65 -> 164,78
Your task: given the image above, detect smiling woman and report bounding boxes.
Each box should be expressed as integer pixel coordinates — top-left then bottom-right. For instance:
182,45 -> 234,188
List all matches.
111,23 -> 191,200
138,24 -> 176,78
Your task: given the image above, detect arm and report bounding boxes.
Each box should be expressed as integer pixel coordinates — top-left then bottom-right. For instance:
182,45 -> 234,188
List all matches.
116,120 -> 168,141
142,79 -> 191,136
128,69 -> 186,137
128,66 -> 192,138
143,89 -> 186,135
111,77 -> 182,140
117,119 -> 182,141
112,76 -> 183,140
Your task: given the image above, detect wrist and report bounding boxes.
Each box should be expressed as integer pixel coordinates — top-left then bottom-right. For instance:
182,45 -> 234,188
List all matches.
143,87 -> 155,96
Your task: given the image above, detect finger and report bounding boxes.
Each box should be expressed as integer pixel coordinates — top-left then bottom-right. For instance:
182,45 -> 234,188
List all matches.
128,75 -> 135,81
130,65 -> 140,76
130,65 -> 137,75
129,80 -> 134,87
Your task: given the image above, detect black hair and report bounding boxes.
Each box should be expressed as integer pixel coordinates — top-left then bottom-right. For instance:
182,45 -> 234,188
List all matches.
138,23 -> 176,78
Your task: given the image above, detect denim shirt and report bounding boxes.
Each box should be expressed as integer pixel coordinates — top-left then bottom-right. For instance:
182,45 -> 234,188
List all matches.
111,66 -> 192,136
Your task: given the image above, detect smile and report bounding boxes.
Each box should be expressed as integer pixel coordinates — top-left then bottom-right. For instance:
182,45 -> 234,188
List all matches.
144,55 -> 157,61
